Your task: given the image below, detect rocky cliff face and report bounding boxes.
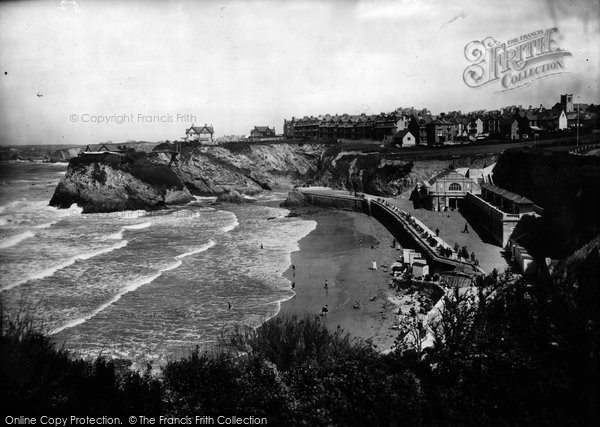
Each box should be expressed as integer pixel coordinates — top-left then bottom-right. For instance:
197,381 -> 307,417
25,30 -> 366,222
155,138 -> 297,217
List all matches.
50,142 -> 458,213
50,154 -> 193,213
317,152 -> 414,196
151,142 -> 324,195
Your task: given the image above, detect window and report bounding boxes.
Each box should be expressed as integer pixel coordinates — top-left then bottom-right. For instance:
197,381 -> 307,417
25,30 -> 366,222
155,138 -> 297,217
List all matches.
449,183 -> 461,191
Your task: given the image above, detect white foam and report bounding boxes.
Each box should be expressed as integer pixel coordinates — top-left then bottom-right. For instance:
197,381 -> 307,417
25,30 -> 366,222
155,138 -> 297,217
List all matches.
220,214 -> 239,234
0,230 -> 35,249
50,258 -> 184,335
35,221 -> 58,229
123,222 -> 152,230
1,240 -> 129,292
175,240 -> 216,259
104,222 -> 153,240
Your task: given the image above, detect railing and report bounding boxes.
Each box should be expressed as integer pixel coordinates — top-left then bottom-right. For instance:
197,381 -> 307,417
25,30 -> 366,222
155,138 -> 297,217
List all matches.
371,200 -> 484,275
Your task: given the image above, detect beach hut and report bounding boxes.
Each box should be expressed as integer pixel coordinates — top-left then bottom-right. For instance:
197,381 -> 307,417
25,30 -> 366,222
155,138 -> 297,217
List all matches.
409,252 -> 422,266
402,249 -> 414,264
412,261 -> 429,277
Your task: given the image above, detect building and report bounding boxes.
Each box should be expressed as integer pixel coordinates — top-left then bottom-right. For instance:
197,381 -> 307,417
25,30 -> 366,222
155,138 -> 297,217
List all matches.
560,93 -> 574,113
283,109 -> 424,141
185,124 -> 215,144
422,169 -> 482,211
468,117 -> 484,136
480,183 -> 535,214
283,118 -> 296,138
249,126 -> 276,139
79,143 -> 126,157
408,115 -> 434,145
426,118 -> 456,145
391,129 -> 416,147
462,184 -> 538,247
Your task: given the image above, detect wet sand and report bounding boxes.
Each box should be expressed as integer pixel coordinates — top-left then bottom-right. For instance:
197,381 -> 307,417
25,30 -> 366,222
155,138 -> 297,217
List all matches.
279,208 -> 408,352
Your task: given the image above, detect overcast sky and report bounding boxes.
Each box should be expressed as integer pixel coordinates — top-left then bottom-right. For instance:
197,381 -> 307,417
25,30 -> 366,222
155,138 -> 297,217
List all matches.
1,0 -> 599,145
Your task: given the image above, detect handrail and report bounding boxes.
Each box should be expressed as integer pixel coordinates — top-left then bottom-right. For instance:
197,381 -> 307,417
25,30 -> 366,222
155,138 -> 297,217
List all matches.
371,200 -> 484,275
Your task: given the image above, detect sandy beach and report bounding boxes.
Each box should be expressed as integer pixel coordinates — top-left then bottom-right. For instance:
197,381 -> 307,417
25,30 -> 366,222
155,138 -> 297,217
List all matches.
279,208 -> 428,352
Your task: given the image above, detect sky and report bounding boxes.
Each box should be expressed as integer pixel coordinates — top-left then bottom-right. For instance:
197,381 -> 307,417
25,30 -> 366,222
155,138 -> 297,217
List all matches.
0,0 -> 599,145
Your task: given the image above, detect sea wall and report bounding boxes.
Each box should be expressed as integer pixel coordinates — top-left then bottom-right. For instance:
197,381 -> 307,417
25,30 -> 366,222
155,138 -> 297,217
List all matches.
284,190 -> 369,213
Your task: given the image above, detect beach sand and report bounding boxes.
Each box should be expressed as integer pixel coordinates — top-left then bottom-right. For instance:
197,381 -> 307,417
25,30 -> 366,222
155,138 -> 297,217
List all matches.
279,208 -> 411,352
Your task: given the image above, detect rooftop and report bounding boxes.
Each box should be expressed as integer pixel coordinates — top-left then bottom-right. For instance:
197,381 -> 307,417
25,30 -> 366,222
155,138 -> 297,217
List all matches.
480,183 -> 534,205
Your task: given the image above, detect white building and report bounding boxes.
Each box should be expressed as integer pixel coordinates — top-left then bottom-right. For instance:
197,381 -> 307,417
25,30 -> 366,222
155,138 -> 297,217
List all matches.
185,124 -> 216,144
392,129 -> 416,147
558,110 -> 568,130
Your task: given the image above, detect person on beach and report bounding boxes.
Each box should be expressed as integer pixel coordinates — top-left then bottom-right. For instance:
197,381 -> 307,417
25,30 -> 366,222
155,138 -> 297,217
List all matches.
321,304 -> 329,316
463,223 -> 469,233
324,279 -> 329,295
372,260 -> 377,271
227,301 -> 232,311
260,243 -> 263,249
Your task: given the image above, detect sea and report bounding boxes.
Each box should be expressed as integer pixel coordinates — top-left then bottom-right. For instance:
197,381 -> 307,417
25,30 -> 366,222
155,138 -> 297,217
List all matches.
0,160 -> 316,370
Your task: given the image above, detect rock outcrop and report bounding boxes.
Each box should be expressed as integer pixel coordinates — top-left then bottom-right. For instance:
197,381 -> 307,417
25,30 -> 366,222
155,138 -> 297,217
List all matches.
52,141 -> 489,213
150,142 -> 324,195
216,188 -> 249,203
50,154 -> 193,213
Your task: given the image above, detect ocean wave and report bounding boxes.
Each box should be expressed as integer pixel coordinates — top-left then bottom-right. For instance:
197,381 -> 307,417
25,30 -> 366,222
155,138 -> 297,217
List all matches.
1,240 -> 129,292
124,222 -> 152,230
50,258 -> 184,335
193,195 -> 218,201
220,214 -> 239,234
175,240 -> 216,259
0,200 -> 81,219
104,221 -> 153,240
0,230 -> 35,249
34,221 -> 58,229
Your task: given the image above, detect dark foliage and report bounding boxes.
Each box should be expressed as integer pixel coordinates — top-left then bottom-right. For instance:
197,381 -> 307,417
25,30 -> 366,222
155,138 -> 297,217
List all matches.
2,252 -> 598,425
493,148 -> 600,258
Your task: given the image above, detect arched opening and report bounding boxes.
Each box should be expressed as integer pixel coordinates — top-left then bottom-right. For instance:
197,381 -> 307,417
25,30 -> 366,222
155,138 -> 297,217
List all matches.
449,183 -> 461,191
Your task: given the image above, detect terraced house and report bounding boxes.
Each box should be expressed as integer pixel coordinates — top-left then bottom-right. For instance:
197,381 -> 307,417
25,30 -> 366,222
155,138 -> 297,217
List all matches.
284,112 -> 403,141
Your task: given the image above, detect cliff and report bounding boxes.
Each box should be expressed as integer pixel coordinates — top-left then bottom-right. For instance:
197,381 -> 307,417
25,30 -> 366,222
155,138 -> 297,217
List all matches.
151,141 -> 323,195
493,148 -> 600,258
50,152 -> 193,213
49,141 -> 499,213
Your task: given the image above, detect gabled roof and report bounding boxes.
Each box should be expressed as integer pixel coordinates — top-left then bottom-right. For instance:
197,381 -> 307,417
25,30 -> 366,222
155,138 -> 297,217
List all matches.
82,144 -> 124,153
253,126 -> 273,132
427,169 -> 467,186
393,129 -> 413,139
187,125 -> 214,134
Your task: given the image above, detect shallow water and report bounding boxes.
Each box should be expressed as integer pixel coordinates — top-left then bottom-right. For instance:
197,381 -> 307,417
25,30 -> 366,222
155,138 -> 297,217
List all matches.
0,161 -> 316,368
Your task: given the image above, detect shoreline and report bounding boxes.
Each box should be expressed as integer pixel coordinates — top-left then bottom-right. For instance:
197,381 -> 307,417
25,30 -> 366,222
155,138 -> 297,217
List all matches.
277,207 -> 412,352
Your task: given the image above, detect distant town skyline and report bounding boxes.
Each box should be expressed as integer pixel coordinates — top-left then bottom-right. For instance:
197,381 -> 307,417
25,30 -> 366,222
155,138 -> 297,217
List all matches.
1,0 -> 599,145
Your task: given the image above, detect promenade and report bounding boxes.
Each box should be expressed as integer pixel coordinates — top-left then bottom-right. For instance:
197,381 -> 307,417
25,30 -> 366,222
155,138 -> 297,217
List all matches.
384,192 -> 508,274
296,187 -> 499,275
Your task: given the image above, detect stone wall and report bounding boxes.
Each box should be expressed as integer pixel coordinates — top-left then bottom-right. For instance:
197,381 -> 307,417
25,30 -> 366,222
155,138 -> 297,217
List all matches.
462,192 -> 521,247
